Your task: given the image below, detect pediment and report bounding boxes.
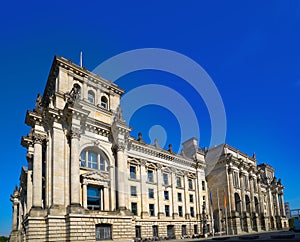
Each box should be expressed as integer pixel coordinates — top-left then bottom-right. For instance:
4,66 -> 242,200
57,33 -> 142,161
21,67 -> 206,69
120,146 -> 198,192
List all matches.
81,170 -> 109,182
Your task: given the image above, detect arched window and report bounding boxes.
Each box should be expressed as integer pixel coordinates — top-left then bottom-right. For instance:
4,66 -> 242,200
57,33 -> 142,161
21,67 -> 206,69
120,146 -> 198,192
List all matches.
245,195 -> 251,213
101,96 -> 108,109
88,90 -> 95,104
254,197 -> 259,213
80,148 -> 109,171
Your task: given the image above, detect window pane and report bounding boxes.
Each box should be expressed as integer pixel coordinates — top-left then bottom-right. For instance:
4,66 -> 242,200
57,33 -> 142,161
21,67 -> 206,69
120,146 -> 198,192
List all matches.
163,173 -> 168,185
130,166 -> 136,179
80,151 -> 86,167
148,170 -> 154,182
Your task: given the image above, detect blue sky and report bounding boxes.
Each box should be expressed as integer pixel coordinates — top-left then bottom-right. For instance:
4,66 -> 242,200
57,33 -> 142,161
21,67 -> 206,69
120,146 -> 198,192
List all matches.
1,0 -> 300,236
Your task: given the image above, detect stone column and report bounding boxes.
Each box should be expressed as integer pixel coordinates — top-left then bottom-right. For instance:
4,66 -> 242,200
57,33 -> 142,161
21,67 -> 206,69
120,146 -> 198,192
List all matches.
239,172 -> 247,232
70,127 -> 81,206
157,166 -> 164,218
249,176 -> 255,214
140,161 -> 148,218
52,123 -> 65,207
100,189 -> 104,210
26,156 -> 33,212
104,187 -> 110,211
116,146 -> 128,210
12,202 -> 18,231
32,134 -> 44,208
171,171 -> 178,218
82,180 -> 87,209
279,193 -> 286,217
184,172 -> 190,219
109,165 -> 116,211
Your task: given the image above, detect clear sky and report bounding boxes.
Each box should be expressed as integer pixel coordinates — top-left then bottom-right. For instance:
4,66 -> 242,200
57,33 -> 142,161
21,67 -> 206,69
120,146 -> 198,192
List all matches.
1,0 -> 300,236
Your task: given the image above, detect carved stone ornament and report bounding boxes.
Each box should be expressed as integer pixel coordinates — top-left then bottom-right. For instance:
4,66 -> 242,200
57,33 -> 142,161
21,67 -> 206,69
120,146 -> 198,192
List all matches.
33,133 -> 47,144
81,171 -> 109,186
67,83 -> 81,105
156,163 -> 163,170
34,93 -> 43,113
70,127 -> 81,140
140,159 -> 147,167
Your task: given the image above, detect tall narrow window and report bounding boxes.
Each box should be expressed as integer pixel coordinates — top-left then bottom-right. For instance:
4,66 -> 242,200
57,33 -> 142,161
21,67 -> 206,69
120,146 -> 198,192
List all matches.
148,188 -> 154,199
148,170 -> 154,182
190,207 -> 195,217
178,206 -> 183,217
165,205 -> 170,217
131,186 -> 137,197
178,193 -> 182,202
202,181 -> 206,190
188,179 -> 193,190
176,176 -> 182,187
164,191 -> 169,200
130,166 -> 136,179
163,173 -> 169,185
189,194 -> 194,203
131,202 -> 138,215
149,204 -> 155,216
153,225 -> 158,237
101,96 -> 108,109
88,90 -> 95,104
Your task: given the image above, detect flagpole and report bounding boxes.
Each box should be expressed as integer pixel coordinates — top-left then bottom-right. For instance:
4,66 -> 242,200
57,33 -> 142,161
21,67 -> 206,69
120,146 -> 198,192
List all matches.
224,189 -> 229,235
217,188 -> 221,235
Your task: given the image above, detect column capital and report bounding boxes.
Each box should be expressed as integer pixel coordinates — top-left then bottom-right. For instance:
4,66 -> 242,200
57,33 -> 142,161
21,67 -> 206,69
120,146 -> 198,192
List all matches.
33,133 -> 47,144
69,127 -> 81,140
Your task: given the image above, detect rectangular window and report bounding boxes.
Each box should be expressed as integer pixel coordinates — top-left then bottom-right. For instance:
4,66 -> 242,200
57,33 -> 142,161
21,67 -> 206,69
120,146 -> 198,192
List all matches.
87,187 -> 100,210
189,194 -> 194,203
244,176 -> 249,190
178,193 -> 182,202
130,166 -> 136,179
190,207 -> 195,217
188,179 -> 193,190
202,180 -> 206,190
178,206 -> 183,217
164,191 -> 169,200
165,205 -> 170,217
148,188 -> 154,199
131,186 -> 137,197
148,170 -> 154,182
182,225 -> 187,236
176,176 -> 182,187
194,224 -> 198,234
153,225 -> 158,237
131,202 -> 138,215
163,173 -> 169,185
149,204 -> 155,216
233,171 -> 240,188
135,226 -> 141,239
96,224 -> 111,240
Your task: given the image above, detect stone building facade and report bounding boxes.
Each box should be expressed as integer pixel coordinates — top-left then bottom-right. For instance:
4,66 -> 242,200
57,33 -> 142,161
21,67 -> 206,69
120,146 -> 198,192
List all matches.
9,56 -> 211,242
205,144 -> 288,235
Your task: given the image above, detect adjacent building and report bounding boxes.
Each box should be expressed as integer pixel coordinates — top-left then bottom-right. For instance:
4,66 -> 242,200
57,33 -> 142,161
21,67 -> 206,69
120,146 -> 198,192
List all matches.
206,144 -> 288,235
9,56 -> 288,241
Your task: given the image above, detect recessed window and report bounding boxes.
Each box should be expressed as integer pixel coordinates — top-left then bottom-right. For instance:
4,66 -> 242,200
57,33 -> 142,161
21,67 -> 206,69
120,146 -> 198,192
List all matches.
130,166 -> 136,179
153,225 -> 158,237
178,206 -> 183,217
149,204 -> 155,216
131,186 -> 137,197
131,202 -> 137,215
148,188 -> 154,199
182,225 -> 187,236
178,193 -> 182,202
101,96 -> 108,109
188,179 -> 193,190
80,149 -> 109,171
148,170 -> 154,183
163,173 -> 169,185
202,181 -> 206,191
87,186 -> 100,210
88,90 -> 95,104
190,207 -> 195,217
176,176 -> 182,187
165,205 -> 170,217
164,191 -> 169,200
95,224 -> 111,240
189,194 -> 194,203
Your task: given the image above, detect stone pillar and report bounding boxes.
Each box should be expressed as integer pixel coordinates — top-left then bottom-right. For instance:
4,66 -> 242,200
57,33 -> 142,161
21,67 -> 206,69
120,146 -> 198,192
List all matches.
109,165 -> 116,211
228,168 -> 235,212
27,156 -> 33,212
82,180 -> 87,209
184,172 -> 190,219
116,146 -> 128,210
12,202 -> 18,231
100,189 -> 104,210
140,161 -> 148,218
52,123 -> 65,207
104,187 -> 110,211
70,127 -> 81,206
32,134 -> 44,208
239,172 -> 247,231
279,193 -> 286,217
157,166 -> 164,218
249,176 -> 255,214
171,171 -> 178,218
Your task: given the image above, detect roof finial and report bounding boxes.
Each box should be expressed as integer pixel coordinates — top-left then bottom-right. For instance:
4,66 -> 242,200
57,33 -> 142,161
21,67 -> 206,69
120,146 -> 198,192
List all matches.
80,51 -> 83,67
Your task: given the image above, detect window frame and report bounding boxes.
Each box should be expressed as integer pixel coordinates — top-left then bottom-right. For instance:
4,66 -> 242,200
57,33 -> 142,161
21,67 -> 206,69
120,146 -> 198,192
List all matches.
148,188 -> 154,199
95,224 -> 111,241
130,186 -> 137,197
